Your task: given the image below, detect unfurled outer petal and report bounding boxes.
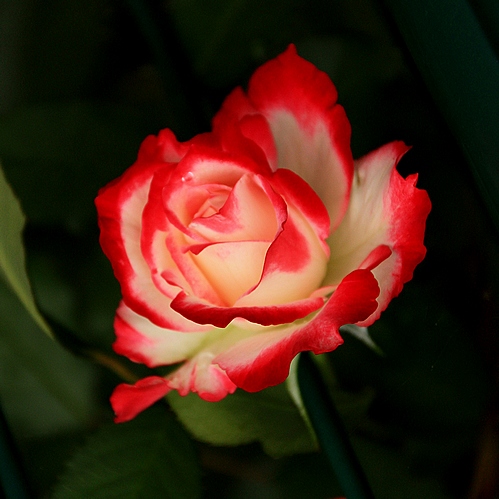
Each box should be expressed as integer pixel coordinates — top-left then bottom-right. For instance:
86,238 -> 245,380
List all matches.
213,44 -> 354,232
215,269 -> 380,392
111,268 -> 379,423
111,351 -> 238,423
111,376 -> 171,423
112,302 -> 207,368
325,141 -> 431,325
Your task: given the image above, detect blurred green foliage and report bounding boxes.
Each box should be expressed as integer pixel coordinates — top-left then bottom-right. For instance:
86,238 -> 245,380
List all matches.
51,407 -> 202,499
0,0 -> 497,497
168,383 -> 318,458
0,165 -> 52,336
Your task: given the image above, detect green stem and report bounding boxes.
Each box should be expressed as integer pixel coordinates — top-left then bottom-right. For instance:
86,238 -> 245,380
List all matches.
297,352 -> 374,499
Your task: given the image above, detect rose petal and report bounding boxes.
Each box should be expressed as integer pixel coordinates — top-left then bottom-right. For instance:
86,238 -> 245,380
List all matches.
112,348 -> 239,422
142,164 -> 223,307
190,240 -> 271,306
165,225 -> 227,306
113,302 -> 208,368
215,268 -> 380,391
184,173 -> 288,305
239,114 -> 278,168
163,146 -> 268,237
111,376 -> 171,423
95,151 -> 180,329
96,130 -> 218,331
212,88 -> 278,169
235,212 -> 328,307
270,168 -> 330,254
325,141 -> 431,325
188,173 -> 283,244
137,129 -> 189,163
214,44 -> 354,231
166,352 -> 237,401
159,149 -> 291,306
170,291 -> 325,328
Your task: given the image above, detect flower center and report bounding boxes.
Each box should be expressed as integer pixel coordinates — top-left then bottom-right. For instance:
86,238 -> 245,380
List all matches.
193,186 -> 231,219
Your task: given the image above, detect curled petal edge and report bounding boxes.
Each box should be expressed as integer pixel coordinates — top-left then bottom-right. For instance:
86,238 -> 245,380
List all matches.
111,376 -> 171,423
170,291 -> 325,328
216,268 -> 380,392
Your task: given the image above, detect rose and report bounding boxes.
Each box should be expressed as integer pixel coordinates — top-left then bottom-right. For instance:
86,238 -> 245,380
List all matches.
96,45 -> 431,423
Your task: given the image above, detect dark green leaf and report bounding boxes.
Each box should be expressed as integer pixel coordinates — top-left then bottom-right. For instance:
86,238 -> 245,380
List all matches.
0,164 -> 52,337
168,383 -> 316,458
52,408 -> 201,499
0,277 -> 96,434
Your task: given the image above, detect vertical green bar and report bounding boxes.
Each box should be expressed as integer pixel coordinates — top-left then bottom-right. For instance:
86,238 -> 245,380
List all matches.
382,0 -> 499,228
298,353 -> 374,499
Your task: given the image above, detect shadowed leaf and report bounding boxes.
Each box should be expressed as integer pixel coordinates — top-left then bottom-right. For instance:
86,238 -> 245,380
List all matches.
0,164 -> 52,337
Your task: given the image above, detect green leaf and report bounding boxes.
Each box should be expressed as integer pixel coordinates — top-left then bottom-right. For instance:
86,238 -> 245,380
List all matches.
0,278 -> 96,435
0,164 -> 52,337
168,383 -> 317,458
285,357 -> 317,444
52,408 -> 201,499
340,324 -> 382,355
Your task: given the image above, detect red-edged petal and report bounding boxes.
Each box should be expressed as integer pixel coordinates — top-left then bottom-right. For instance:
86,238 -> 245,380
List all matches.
188,173 -> 284,244
270,168 -> 330,254
325,141 -> 431,325
170,291 -> 325,328
96,154 -> 176,328
235,212 -> 328,307
215,44 -> 354,231
140,166 -> 185,299
215,269 -> 380,391
112,302 -> 208,368
235,170 -> 330,307
185,173 -> 288,305
135,128 -> 219,169
238,114 -> 278,168
161,149 -> 288,306
189,240 -> 271,307
96,130 -> 217,331
216,114 -> 276,171
166,352 -> 237,401
111,376 -> 171,423
137,129 -> 189,163
141,164 -> 223,308
163,146 -> 269,237
213,90 -> 278,170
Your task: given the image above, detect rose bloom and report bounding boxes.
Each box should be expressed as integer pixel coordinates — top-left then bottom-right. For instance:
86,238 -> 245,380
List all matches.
96,45 -> 431,423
